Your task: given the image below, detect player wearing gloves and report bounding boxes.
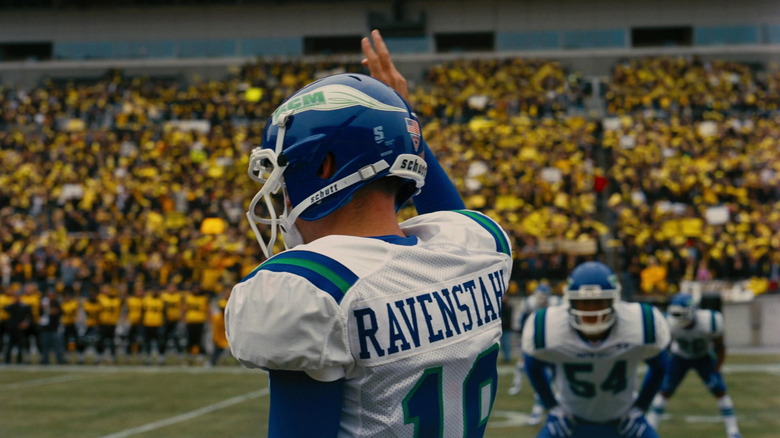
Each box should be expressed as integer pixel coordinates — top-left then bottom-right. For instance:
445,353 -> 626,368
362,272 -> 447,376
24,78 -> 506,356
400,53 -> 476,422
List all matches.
225,30 -> 513,438
521,261 -> 670,438
646,293 -> 742,438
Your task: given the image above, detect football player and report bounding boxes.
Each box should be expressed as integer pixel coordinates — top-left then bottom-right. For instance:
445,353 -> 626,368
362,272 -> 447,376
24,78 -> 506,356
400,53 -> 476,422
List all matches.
225,30 -> 512,437
183,283 -> 209,363
124,283 -> 145,360
161,282 -> 184,358
80,287 -> 102,364
96,284 -> 122,364
521,261 -> 670,438
646,293 -> 741,438
141,287 -> 165,365
60,289 -> 80,362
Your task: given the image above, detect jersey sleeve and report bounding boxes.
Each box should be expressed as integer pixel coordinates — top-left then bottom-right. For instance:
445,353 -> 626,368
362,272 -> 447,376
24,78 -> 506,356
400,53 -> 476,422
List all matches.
638,303 -> 671,359
709,310 -> 725,339
225,251 -> 356,382
521,308 -> 555,362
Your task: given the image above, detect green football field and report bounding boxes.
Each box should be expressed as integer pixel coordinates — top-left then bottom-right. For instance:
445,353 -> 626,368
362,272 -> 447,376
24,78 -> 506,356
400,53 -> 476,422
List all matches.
1,353 -> 778,438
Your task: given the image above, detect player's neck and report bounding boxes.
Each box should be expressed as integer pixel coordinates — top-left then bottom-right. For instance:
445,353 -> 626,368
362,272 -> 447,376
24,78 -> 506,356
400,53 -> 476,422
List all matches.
582,334 -> 607,344
297,191 -> 404,242
577,328 -> 611,344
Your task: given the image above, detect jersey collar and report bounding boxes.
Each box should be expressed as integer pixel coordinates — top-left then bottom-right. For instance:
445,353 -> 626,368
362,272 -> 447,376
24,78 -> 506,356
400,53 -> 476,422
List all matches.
369,234 -> 418,246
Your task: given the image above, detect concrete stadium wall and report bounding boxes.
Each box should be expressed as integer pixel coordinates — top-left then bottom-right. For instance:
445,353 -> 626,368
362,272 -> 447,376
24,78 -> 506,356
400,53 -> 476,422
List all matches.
1,0 -> 779,86
723,295 -> 780,348
0,0 -> 778,43
1,43 -> 778,88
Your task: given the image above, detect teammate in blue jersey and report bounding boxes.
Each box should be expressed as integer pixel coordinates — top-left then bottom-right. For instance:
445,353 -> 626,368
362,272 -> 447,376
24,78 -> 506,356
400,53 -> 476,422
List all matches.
521,261 -> 670,438
225,30 -> 513,437
646,293 -> 742,438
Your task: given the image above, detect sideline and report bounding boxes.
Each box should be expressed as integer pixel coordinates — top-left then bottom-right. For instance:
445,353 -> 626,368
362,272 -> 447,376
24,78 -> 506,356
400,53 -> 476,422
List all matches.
98,388 -> 270,438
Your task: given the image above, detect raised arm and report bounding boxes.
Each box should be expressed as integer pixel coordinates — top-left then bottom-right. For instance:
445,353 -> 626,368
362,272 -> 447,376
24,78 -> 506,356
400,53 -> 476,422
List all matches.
361,29 -> 465,213
361,29 -> 408,101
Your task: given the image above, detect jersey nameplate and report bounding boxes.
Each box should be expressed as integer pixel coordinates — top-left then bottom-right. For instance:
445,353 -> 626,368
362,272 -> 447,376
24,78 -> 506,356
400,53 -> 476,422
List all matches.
350,267 -> 506,364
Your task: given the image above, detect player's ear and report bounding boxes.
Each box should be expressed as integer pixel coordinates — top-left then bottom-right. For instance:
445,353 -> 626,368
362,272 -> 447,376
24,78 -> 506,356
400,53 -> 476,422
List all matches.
317,152 -> 336,178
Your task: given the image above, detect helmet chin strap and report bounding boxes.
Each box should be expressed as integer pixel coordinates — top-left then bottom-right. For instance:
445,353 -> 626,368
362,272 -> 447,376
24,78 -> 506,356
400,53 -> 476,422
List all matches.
280,223 -> 304,249
273,158 -> 390,250
246,111 -> 392,258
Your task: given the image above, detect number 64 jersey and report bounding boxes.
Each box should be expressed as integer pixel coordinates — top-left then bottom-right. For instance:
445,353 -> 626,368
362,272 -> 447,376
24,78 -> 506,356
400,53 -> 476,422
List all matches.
521,302 -> 670,422
226,210 -> 512,437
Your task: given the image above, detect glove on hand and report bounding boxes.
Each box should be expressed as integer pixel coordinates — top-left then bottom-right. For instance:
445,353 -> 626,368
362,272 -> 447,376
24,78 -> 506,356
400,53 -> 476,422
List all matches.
618,407 -> 650,438
545,406 -> 575,437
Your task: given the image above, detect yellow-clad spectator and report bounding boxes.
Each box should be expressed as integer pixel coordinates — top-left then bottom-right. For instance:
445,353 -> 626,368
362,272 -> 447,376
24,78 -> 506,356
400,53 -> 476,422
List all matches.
141,287 -> 165,365
0,286 -> 14,357
124,284 -> 145,358
80,288 -> 102,364
184,284 -> 210,362
640,256 -> 669,297
60,290 -> 80,360
20,283 -> 42,357
97,284 -> 122,363
161,283 -> 184,357
208,289 -> 231,367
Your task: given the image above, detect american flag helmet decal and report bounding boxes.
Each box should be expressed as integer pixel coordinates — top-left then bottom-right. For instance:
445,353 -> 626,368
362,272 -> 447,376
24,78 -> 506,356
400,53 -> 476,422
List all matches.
405,117 -> 421,150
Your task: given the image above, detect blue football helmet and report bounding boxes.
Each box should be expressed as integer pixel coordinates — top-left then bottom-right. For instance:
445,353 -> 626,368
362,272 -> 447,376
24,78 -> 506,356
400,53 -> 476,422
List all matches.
565,262 -> 621,335
246,73 -> 427,257
529,281 -> 552,309
667,293 -> 696,327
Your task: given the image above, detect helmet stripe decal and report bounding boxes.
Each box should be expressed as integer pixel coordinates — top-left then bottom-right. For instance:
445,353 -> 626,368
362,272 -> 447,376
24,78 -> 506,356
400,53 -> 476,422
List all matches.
271,84 -> 407,125
534,308 -> 547,350
641,303 -> 655,344
454,210 -> 511,256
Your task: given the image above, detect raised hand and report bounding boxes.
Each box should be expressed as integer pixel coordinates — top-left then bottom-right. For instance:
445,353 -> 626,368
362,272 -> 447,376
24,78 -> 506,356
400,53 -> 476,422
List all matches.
361,29 -> 409,101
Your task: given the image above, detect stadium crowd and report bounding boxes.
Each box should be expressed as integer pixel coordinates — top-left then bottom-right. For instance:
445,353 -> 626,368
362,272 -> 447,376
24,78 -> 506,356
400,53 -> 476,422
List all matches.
1,54 -> 778,364
602,58 -> 780,297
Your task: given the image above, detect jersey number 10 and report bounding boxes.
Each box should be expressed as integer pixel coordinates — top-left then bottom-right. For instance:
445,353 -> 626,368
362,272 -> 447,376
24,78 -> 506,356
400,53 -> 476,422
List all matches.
402,345 -> 499,437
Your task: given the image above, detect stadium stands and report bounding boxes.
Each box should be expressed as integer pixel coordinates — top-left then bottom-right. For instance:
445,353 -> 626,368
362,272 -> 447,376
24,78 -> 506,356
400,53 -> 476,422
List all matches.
0,52 -> 778,364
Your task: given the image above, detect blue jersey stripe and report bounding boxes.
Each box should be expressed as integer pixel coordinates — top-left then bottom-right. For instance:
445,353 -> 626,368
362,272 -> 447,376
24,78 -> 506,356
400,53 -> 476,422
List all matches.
454,210 -> 511,256
641,303 -> 656,344
239,250 -> 358,303
534,308 -> 547,350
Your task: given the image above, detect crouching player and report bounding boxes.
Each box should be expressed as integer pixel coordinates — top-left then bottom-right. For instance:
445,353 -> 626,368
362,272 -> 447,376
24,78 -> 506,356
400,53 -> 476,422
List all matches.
646,293 -> 741,438
522,262 -> 670,437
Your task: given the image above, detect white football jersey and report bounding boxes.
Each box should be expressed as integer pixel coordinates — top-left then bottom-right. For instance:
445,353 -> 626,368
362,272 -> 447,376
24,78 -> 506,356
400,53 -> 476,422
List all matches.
512,293 -> 562,332
521,302 -> 670,422
668,309 -> 724,359
226,210 -> 512,437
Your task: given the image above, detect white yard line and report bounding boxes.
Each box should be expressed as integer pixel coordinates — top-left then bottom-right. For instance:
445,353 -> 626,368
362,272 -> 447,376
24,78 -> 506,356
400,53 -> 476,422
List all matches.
0,374 -> 89,390
496,362 -> 780,375
99,388 -> 270,438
